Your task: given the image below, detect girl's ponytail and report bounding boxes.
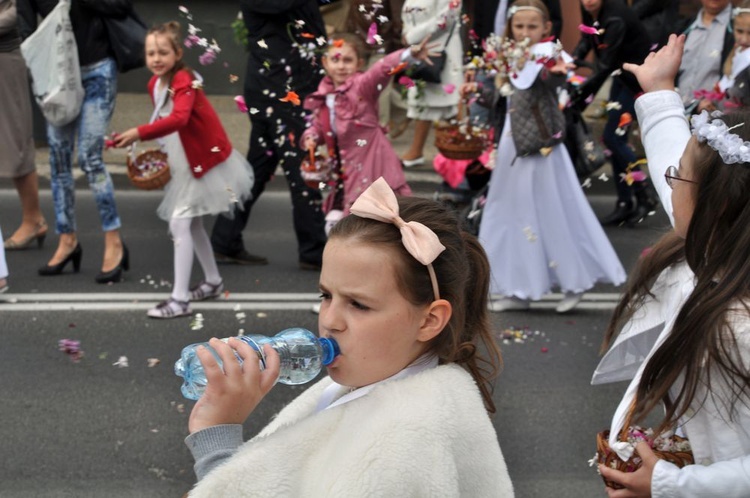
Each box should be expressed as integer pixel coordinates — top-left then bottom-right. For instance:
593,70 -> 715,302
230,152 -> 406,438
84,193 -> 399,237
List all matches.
457,231 -> 503,414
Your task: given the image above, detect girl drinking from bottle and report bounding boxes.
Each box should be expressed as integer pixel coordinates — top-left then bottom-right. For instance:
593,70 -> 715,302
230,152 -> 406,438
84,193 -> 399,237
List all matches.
114,22 -> 253,319
183,178 -> 514,496
470,0 -> 625,314
592,34 -> 750,496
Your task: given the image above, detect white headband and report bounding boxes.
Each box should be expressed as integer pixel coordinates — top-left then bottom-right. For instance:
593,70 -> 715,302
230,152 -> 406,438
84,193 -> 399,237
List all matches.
506,5 -> 545,20
691,111 -> 750,164
733,7 -> 750,18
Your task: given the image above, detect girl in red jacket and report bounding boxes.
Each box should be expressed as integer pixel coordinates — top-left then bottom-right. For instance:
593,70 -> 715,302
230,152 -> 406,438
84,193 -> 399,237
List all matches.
115,22 -> 254,319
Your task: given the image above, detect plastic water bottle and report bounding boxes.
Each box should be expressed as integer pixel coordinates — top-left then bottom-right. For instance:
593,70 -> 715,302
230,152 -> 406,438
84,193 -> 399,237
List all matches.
174,327 -> 340,400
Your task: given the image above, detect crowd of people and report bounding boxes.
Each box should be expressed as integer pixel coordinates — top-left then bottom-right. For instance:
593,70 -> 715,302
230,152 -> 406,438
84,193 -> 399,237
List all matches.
2,0 -> 750,496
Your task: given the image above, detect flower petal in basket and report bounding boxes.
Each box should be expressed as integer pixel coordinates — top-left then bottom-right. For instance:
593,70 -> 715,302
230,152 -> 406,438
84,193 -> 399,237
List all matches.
595,429 -> 693,490
127,149 -> 171,191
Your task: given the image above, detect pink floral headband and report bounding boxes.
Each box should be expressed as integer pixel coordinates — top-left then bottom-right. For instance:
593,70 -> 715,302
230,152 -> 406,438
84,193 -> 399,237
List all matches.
350,178 -> 446,300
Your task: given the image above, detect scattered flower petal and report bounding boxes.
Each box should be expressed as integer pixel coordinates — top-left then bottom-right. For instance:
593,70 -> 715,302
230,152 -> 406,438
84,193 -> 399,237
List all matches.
113,356 -> 129,368
279,90 -> 301,106
234,95 -> 248,113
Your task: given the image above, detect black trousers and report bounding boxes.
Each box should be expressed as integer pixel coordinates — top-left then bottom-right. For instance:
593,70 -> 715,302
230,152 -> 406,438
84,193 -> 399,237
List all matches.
210,104 -> 327,265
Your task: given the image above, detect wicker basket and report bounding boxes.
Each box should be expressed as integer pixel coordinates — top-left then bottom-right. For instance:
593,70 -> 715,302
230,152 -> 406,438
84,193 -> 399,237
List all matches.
127,149 -> 171,191
434,101 -> 490,160
300,149 -> 332,189
596,429 -> 694,489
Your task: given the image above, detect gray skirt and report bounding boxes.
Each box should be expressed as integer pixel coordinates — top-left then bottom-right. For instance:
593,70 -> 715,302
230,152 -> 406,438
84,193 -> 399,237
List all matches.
0,49 -> 35,179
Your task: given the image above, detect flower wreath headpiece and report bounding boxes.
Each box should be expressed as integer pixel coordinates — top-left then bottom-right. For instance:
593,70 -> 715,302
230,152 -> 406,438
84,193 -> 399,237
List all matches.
690,110 -> 750,164
733,7 -> 750,18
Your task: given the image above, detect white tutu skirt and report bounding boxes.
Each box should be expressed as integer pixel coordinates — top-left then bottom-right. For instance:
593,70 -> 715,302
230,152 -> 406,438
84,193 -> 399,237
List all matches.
156,133 -> 254,222
478,117 -> 626,300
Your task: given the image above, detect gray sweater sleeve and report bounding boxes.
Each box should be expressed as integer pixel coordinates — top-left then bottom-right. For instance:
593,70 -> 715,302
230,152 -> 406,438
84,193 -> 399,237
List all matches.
185,424 -> 244,482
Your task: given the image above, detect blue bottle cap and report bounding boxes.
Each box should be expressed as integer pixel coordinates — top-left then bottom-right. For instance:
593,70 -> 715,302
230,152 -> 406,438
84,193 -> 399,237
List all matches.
318,337 -> 340,365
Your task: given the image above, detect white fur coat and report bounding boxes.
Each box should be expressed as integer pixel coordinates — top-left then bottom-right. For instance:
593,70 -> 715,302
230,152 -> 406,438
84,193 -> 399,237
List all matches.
189,364 -> 513,497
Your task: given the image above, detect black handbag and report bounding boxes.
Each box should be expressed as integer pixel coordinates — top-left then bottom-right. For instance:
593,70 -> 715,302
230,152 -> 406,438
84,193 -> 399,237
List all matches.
563,107 -> 607,179
401,22 -> 455,84
103,9 -> 148,73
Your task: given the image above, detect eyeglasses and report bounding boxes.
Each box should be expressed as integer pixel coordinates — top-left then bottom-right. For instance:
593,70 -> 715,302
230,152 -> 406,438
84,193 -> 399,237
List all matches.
665,165 -> 698,189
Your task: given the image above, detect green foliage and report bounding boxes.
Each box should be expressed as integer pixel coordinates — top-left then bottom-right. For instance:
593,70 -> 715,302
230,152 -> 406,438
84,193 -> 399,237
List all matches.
231,16 -> 249,48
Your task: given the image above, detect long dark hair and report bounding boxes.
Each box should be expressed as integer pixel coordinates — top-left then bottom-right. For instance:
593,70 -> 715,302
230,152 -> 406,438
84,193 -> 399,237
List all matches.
604,111 -> 750,434
329,196 -> 503,413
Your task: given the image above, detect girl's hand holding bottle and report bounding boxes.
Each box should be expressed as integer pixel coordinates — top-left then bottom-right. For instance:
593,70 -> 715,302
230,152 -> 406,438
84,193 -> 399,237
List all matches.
113,127 -> 141,148
623,34 -> 685,94
188,338 -> 280,434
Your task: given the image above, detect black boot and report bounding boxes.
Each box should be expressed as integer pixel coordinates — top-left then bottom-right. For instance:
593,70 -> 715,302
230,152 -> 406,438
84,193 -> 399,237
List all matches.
599,201 -> 634,226
626,181 -> 659,226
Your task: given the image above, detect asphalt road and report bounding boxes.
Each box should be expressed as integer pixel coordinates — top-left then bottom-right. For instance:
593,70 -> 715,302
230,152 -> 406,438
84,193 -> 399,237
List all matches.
0,177 -> 673,498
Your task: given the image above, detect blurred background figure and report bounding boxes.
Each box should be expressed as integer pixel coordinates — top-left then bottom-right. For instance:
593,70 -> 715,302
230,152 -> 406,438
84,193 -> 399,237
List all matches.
344,0 -> 406,128
210,0 -> 328,271
676,0 -> 734,108
571,0 -> 658,227
0,0 -> 47,252
17,0 -> 130,283
399,0 -> 463,168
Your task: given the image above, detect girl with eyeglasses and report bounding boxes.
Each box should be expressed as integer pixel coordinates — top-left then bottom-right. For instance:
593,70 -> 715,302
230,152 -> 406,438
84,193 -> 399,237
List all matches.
592,34 -> 750,496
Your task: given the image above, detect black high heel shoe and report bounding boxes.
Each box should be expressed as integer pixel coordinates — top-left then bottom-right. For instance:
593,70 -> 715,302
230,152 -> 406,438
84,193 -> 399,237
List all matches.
38,244 -> 83,276
95,245 -> 129,284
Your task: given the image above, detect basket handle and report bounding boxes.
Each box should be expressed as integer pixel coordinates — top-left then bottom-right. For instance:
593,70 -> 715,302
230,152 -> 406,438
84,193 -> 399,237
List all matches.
618,399 -> 636,442
126,143 -> 139,174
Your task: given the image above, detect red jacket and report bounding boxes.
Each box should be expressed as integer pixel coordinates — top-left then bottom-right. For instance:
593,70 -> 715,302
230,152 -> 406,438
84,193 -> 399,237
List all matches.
137,71 -> 232,179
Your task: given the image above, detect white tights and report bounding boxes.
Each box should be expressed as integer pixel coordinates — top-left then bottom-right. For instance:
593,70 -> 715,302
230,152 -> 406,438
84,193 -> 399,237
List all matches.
168,216 -> 221,302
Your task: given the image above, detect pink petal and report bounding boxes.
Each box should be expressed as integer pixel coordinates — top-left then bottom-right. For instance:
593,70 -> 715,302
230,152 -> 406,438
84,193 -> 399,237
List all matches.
398,76 -> 415,88
366,23 -> 378,45
234,95 -> 248,113
442,83 -> 456,94
578,24 -> 599,35
630,170 -> 647,182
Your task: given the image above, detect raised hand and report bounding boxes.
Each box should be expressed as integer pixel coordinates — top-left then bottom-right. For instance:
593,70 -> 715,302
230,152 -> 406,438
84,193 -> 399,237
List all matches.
188,338 -> 280,434
410,35 -> 442,65
623,34 -> 685,94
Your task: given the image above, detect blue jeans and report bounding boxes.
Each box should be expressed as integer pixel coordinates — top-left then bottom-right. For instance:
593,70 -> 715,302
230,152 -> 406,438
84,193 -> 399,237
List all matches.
47,58 -> 121,234
603,78 -> 642,204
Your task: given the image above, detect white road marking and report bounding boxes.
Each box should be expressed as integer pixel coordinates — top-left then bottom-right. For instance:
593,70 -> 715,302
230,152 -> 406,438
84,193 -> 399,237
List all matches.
0,292 -> 622,311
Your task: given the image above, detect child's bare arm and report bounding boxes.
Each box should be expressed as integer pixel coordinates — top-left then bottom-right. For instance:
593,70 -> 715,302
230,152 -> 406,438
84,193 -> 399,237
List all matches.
114,128 -> 140,148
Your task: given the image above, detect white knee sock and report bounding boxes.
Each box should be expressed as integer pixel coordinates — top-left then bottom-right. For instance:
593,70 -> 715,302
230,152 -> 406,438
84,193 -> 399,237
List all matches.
190,217 -> 221,285
169,217 -> 194,302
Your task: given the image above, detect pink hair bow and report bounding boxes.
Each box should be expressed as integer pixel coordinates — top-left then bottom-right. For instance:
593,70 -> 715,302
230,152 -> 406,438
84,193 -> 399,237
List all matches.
350,178 -> 446,300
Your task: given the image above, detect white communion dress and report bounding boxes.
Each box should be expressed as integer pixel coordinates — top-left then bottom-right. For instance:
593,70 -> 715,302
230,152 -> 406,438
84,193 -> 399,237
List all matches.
152,80 -> 254,222
479,43 -> 626,299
